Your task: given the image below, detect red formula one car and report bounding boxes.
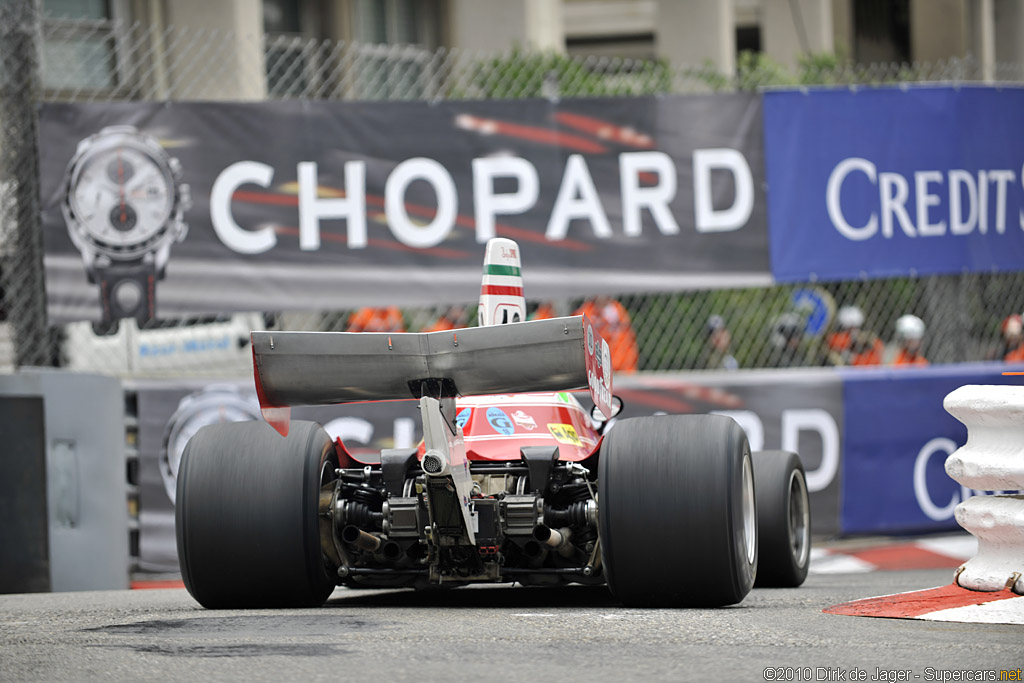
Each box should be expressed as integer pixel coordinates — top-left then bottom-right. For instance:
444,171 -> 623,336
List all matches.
175,239 -> 810,609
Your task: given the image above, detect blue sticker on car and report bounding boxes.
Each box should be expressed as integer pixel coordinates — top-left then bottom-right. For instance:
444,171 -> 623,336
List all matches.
486,407 -> 515,435
455,407 -> 472,429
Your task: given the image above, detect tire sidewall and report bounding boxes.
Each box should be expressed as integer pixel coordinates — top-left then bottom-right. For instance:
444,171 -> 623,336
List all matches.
729,435 -> 757,599
752,450 -> 810,588
598,415 -> 757,607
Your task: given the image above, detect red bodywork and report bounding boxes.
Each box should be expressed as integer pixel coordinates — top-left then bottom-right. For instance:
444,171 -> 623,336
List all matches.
335,392 -> 601,467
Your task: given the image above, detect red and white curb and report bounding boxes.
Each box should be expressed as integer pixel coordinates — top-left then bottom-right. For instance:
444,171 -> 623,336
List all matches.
810,535 -> 977,574
824,583 -> 1024,625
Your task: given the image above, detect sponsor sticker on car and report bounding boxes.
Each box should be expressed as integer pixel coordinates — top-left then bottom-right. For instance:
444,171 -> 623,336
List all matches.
487,407 -> 515,435
511,410 -> 537,430
547,423 -> 582,446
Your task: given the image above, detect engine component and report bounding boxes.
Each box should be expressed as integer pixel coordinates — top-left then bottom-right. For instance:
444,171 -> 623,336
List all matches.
544,499 -> 598,528
380,448 -> 419,496
342,525 -> 382,552
519,445 -> 559,493
534,525 -> 576,558
336,499 -> 384,529
502,495 -> 542,535
385,496 -> 422,538
422,450 -> 447,476
473,498 -> 500,546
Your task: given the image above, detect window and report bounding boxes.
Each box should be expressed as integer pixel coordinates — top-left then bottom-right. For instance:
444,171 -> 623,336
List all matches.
853,0 -> 910,64
263,0 -> 315,97
350,0 -> 440,99
41,0 -> 121,93
736,25 -> 762,56
353,0 -> 437,47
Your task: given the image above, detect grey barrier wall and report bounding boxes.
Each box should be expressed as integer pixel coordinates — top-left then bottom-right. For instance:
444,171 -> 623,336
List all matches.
0,394 -> 49,592
0,370 -> 129,592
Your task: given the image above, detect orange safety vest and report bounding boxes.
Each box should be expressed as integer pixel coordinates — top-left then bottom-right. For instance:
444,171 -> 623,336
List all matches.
1005,345 -> 1024,362
891,349 -> 928,367
531,303 -> 557,321
849,340 -> 884,366
573,300 -> 639,373
347,306 -> 405,333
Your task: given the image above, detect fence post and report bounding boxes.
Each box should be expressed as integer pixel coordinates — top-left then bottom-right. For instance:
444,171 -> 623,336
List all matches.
0,0 -> 50,368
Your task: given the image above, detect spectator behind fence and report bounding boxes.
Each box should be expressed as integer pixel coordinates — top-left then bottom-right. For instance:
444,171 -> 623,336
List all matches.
827,305 -> 883,366
699,314 -> 739,371
573,296 -> 638,373
769,313 -> 805,368
424,305 -> 468,332
531,301 -> 558,320
770,312 -> 833,368
347,306 -> 405,333
997,314 -> 1024,362
890,314 -> 928,366
1003,315 -> 1024,362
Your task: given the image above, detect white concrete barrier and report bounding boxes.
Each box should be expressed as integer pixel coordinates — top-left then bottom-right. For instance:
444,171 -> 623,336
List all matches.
943,385 -> 1024,594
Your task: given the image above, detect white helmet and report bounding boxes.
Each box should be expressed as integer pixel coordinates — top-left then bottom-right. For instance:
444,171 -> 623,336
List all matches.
837,305 -> 864,330
895,314 -> 925,341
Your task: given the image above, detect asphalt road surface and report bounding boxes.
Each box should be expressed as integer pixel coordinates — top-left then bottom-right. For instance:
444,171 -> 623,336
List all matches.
1,569 -> 1021,682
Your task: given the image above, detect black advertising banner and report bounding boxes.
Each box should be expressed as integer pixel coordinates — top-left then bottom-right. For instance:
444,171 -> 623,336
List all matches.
135,380 -> 423,572
39,96 -> 769,324
134,368 -> 837,572
605,371 -> 843,536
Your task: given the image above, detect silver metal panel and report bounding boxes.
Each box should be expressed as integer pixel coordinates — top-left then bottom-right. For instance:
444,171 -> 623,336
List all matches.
252,316 -> 588,408
0,370 -> 129,592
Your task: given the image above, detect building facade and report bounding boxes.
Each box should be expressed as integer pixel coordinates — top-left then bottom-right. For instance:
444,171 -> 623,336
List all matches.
39,0 -> 1024,102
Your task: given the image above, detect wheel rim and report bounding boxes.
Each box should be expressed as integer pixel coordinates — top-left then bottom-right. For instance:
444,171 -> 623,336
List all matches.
788,469 -> 810,567
741,453 -> 756,566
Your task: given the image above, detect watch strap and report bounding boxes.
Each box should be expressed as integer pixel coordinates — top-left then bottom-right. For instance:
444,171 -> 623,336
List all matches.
96,261 -> 157,327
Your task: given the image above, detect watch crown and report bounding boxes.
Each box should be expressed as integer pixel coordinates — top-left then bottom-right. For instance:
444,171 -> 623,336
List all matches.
169,157 -> 182,175
178,183 -> 192,211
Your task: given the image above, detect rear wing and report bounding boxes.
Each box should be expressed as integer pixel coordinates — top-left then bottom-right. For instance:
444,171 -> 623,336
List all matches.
252,315 -> 613,436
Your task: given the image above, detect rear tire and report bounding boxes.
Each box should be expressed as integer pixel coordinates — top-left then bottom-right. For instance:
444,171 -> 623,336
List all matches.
598,415 -> 757,607
176,420 -> 338,608
752,450 -> 810,588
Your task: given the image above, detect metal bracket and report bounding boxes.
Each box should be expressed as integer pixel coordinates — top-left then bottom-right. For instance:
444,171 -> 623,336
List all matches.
380,448 -> 419,497
411,379 -> 459,432
520,445 -> 559,494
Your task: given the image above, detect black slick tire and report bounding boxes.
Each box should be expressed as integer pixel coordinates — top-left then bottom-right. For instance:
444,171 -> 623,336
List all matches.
751,450 -> 810,588
598,414 -> 757,607
176,420 -> 338,608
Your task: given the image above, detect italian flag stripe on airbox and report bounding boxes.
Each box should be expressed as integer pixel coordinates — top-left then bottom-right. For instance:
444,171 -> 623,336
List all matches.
484,264 -> 521,277
479,237 -> 526,327
481,285 -> 524,296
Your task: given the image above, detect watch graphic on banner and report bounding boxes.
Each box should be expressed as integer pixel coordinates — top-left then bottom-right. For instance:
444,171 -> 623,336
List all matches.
159,384 -> 261,503
61,125 -> 191,326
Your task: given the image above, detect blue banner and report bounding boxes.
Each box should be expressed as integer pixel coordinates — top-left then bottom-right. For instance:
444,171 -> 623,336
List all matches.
764,86 -> 1024,282
840,363 -> 1023,534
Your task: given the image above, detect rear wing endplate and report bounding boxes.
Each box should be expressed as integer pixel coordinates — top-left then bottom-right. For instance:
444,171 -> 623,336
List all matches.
252,315 -> 613,436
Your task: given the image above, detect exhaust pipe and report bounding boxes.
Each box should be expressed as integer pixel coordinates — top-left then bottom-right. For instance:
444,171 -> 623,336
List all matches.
342,525 -> 382,552
533,525 -> 575,558
380,541 -> 403,561
522,540 -> 545,559
421,450 -> 448,476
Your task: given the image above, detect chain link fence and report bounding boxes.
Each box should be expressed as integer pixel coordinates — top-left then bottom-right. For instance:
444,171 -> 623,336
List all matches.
3,1 -> 1024,378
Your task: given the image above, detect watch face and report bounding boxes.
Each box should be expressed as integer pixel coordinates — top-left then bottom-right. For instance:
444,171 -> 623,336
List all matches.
67,135 -> 176,257
161,396 -> 260,503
